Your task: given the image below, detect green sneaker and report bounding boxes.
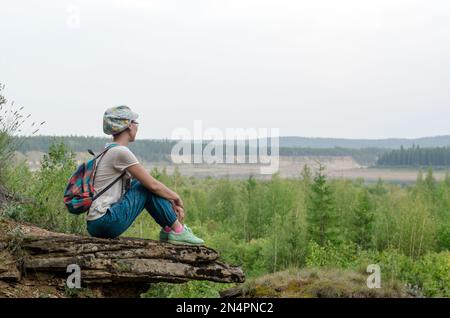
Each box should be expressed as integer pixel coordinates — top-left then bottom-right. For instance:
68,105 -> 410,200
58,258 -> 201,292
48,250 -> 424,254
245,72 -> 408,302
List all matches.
159,228 -> 169,242
167,225 -> 205,245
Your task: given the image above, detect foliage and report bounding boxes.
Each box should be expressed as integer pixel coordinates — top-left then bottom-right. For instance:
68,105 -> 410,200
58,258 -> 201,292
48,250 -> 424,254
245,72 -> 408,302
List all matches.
307,163 -> 338,246
142,281 -> 234,298
1,141 -> 85,234
377,144 -> 450,167
0,133 -> 448,297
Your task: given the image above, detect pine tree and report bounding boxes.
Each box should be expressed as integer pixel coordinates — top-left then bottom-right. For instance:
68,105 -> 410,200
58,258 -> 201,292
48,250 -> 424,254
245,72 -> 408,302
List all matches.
307,163 -> 337,246
424,166 -> 436,193
373,178 -> 387,195
351,189 -> 374,249
245,175 -> 258,241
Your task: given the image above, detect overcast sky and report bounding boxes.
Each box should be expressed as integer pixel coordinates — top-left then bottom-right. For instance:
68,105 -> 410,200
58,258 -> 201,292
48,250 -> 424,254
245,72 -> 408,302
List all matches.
1,0 -> 450,139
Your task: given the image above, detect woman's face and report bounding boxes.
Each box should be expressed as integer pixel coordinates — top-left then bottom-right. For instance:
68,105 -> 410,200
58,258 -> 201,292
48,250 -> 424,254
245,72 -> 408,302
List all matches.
128,120 -> 139,141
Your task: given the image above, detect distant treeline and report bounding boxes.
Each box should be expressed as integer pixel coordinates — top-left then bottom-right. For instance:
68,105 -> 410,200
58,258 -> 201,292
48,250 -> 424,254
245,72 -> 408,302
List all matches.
13,136 -> 176,162
377,145 -> 450,167
12,135 -> 387,165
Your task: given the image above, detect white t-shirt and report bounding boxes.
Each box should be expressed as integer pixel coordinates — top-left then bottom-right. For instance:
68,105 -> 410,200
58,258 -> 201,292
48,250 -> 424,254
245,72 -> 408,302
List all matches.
86,143 -> 140,221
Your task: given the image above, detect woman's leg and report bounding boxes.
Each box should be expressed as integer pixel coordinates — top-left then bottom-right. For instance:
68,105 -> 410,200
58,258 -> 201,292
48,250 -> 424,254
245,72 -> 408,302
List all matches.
144,186 -> 179,229
88,180 -> 178,238
88,179 -> 204,244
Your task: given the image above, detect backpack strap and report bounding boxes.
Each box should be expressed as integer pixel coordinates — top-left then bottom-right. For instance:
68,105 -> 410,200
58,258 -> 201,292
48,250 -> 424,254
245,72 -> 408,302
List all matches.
91,144 -> 118,184
90,144 -> 127,202
92,170 -> 126,201
88,143 -> 118,160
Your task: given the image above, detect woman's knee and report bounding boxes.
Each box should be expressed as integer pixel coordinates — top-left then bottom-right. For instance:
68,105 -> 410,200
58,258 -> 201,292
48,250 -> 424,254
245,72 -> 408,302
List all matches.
152,196 -> 178,224
130,180 -> 152,199
150,194 -> 173,209
133,180 -> 156,196
131,180 -> 177,226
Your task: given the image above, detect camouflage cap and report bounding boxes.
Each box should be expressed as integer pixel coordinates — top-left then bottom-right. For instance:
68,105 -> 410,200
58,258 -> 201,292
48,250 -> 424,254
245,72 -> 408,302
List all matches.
103,105 -> 139,135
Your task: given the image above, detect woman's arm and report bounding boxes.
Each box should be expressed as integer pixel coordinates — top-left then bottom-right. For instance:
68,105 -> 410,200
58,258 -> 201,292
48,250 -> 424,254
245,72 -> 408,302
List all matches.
126,163 -> 183,208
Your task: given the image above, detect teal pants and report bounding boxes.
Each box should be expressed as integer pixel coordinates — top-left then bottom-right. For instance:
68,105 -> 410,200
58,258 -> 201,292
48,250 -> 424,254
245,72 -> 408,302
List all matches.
87,179 -> 178,239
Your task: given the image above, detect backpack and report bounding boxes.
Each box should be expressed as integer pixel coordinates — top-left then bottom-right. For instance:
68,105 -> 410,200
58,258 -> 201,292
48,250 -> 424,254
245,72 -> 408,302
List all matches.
63,143 -> 126,215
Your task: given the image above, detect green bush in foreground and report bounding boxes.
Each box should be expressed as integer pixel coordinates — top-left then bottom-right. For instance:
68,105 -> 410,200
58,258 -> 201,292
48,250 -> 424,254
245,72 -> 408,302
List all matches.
1,142 -> 85,234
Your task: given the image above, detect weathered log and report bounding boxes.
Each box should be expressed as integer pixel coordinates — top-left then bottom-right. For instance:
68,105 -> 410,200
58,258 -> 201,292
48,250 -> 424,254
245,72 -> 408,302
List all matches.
0,218 -> 245,297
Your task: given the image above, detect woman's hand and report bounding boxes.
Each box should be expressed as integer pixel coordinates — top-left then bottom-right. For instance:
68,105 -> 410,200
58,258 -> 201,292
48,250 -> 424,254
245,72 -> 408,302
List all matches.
173,195 -> 184,209
171,195 -> 185,222
173,205 -> 185,222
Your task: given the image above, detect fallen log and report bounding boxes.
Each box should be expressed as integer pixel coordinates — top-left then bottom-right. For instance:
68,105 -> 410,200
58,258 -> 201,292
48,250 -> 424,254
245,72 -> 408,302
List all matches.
0,218 -> 245,297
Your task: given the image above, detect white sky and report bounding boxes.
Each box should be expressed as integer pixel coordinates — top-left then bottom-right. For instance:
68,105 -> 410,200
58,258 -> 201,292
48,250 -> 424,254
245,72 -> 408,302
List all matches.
1,0 -> 450,139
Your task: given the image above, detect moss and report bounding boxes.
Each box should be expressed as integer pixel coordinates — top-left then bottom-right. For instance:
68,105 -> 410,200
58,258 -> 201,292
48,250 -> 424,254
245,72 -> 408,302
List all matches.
304,280 -> 354,298
252,283 -> 276,297
231,267 -> 413,298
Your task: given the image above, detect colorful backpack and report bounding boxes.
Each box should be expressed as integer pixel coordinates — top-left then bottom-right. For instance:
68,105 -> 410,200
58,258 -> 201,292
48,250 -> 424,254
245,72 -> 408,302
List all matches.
63,144 -> 126,215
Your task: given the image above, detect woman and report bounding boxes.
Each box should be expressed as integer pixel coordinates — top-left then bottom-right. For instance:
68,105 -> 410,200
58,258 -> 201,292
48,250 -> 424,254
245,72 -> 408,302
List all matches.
86,105 -> 204,245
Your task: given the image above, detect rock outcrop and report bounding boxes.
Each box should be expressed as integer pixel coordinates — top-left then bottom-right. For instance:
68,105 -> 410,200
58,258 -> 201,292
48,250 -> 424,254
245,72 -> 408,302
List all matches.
0,218 -> 244,298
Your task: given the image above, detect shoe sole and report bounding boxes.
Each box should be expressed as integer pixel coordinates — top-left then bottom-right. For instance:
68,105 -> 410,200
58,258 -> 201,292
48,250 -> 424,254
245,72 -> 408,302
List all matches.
167,239 -> 205,246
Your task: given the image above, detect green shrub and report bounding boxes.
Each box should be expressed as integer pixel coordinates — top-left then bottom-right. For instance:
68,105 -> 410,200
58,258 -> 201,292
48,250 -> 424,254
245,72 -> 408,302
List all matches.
408,251 -> 450,297
4,141 -> 86,234
142,281 -> 233,298
305,241 -> 449,297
